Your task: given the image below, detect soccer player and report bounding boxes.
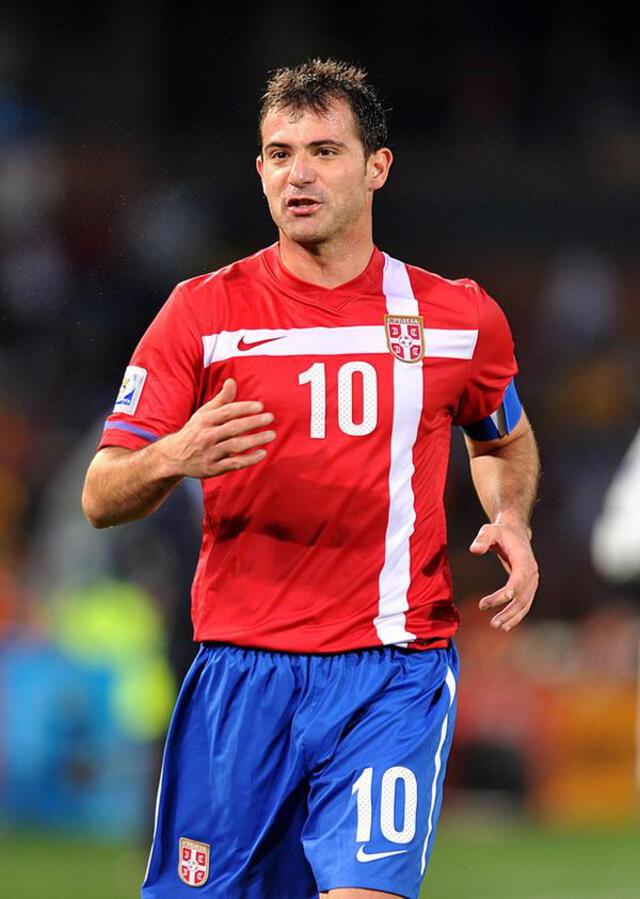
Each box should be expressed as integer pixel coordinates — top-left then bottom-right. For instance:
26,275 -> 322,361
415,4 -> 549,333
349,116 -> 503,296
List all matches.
82,59 -> 540,899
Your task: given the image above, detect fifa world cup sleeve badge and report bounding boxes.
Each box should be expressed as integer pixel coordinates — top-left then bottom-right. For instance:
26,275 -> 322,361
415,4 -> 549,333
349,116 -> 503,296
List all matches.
178,837 -> 210,887
384,314 -> 425,363
113,365 -> 147,415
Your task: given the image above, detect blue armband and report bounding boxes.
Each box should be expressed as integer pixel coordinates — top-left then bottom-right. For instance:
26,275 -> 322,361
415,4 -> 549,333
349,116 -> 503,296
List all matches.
462,378 -> 522,441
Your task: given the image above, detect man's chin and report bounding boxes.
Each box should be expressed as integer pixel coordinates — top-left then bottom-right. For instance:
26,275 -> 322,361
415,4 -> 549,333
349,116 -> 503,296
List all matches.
281,221 -> 329,246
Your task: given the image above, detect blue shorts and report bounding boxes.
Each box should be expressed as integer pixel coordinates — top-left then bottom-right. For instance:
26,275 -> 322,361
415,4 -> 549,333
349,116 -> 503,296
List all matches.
142,641 -> 458,899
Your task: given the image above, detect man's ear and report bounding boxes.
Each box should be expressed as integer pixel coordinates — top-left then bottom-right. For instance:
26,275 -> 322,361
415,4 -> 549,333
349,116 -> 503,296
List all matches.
256,155 -> 266,194
367,147 -> 393,192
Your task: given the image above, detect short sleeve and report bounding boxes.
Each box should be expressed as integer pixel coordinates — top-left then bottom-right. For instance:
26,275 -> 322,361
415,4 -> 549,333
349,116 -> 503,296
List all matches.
452,283 -> 519,429
97,284 -> 202,452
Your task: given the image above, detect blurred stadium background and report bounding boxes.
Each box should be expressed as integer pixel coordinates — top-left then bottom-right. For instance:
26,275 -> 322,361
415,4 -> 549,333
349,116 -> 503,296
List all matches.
1,3 -> 639,896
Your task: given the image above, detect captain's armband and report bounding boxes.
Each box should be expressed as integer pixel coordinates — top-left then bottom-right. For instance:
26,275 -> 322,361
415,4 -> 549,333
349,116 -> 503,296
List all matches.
461,379 -> 522,441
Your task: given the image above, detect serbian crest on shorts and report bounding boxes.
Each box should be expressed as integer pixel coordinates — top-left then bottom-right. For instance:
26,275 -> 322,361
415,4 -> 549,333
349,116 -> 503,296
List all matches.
384,314 -> 425,363
178,837 -> 210,887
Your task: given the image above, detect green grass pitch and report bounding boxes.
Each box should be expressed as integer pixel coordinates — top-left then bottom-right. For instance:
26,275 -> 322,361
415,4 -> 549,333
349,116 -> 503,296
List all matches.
425,821 -> 640,898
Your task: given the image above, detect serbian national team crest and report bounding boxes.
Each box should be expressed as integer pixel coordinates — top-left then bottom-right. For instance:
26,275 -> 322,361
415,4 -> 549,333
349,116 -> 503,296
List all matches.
178,837 -> 210,887
384,314 -> 425,363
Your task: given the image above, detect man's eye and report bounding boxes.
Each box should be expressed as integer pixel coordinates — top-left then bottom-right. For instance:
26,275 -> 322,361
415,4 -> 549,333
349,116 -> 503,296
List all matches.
316,148 -> 336,156
271,151 -> 288,160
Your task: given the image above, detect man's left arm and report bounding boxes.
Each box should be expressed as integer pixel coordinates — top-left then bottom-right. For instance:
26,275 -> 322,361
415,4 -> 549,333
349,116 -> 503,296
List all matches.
464,411 -> 541,632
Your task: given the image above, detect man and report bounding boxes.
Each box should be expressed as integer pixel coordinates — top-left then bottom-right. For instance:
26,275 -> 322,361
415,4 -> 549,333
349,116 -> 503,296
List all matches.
83,59 -> 540,899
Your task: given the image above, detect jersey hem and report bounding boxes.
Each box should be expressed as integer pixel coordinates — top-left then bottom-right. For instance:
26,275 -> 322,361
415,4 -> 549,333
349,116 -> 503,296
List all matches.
196,636 -> 453,655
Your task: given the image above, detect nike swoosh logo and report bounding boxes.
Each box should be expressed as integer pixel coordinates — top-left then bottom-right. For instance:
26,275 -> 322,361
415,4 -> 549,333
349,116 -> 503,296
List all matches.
237,336 -> 284,351
356,846 -> 409,863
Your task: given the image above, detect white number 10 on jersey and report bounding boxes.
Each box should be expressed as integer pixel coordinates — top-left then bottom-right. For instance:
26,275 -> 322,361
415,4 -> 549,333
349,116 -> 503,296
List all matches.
298,362 -> 378,439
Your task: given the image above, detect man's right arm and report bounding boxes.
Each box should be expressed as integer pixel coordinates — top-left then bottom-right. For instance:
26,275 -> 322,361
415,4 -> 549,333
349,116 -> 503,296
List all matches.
82,379 -> 276,529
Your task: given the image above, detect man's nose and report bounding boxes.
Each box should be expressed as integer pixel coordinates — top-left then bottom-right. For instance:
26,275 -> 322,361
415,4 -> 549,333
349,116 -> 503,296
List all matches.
288,152 -> 316,187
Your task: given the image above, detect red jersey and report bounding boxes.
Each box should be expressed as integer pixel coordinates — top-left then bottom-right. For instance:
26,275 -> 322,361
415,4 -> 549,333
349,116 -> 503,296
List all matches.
98,245 -> 517,652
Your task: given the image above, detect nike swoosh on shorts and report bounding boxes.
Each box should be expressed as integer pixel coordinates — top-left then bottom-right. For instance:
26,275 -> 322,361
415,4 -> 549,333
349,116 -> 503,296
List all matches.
356,846 -> 409,863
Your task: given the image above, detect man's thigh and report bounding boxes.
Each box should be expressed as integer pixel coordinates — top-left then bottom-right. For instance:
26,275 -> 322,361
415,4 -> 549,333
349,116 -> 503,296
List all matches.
303,644 -> 458,899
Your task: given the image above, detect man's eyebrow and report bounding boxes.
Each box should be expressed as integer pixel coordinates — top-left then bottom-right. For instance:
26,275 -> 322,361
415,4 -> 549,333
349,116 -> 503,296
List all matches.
263,139 -> 348,152
307,139 -> 348,149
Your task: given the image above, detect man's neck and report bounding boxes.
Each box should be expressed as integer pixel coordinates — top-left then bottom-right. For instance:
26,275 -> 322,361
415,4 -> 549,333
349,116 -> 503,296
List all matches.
278,233 -> 375,289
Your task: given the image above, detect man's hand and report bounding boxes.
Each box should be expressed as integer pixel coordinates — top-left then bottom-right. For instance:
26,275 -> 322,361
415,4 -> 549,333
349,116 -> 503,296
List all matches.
157,378 -> 276,479
469,509 -> 539,632
82,378 -> 276,529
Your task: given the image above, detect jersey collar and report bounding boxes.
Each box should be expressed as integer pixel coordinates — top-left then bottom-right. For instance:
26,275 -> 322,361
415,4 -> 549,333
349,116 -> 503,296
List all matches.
261,242 -> 385,311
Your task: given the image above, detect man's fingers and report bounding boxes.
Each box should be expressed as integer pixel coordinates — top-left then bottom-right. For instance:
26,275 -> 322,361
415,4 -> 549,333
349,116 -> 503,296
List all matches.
469,533 -> 490,555
478,583 -> 516,611
203,378 -> 238,410
489,590 -> 536,631
469,523 -> 503,555
197,381 -> 271,425
209,448 -> 269,476
201,401 -> 268,425
479,570 -> 539,631
213,412 -> 274,440
214,429 -> 276,459
470,529 -> 513,576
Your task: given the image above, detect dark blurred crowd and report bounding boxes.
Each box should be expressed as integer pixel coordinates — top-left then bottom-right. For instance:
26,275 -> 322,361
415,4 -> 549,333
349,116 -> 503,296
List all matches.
1,3 -> 640,641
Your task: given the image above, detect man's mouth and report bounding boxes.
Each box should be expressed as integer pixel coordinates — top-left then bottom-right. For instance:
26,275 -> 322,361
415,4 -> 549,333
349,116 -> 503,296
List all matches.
286,197 -> 323,216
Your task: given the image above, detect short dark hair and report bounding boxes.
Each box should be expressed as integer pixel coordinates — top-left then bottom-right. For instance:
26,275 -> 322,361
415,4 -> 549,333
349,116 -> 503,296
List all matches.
259,58 -> 388,157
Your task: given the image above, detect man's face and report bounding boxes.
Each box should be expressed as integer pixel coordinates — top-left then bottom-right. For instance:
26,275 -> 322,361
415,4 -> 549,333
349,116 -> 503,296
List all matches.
257,99 -> 391,247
